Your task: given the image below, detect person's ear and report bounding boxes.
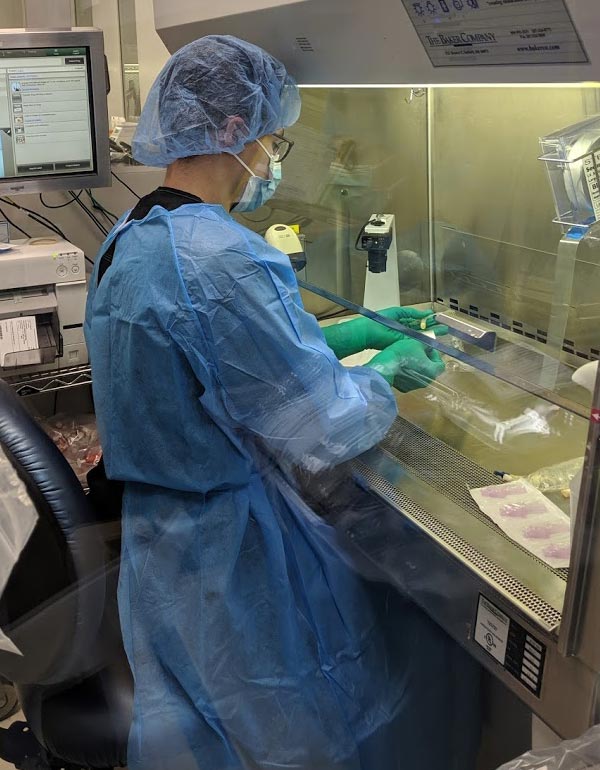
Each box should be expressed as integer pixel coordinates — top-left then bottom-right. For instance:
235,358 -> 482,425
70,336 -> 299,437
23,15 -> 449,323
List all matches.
218,116 -> 249,149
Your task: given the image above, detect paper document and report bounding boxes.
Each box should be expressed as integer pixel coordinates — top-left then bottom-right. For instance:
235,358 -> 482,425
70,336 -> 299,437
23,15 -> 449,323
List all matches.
470,480 -> 571,569
0,316 -> 39,366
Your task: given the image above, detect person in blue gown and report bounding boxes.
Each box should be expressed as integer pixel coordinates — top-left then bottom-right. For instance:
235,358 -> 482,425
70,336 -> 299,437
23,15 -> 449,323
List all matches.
85,34 -> 480,770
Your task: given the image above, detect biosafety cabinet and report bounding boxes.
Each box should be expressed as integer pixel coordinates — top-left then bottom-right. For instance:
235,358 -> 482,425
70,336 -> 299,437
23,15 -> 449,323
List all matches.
280,85 -> 600,742
150,0 -> 600,741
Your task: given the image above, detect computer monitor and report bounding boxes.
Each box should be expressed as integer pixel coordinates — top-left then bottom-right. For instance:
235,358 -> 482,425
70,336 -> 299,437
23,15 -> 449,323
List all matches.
0,28 -> 110,196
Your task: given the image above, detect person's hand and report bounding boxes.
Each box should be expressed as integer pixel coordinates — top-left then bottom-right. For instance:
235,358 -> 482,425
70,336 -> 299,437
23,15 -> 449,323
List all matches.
377,307 -> 447,336
322,308 -> 447,360
365,338 -> 445,393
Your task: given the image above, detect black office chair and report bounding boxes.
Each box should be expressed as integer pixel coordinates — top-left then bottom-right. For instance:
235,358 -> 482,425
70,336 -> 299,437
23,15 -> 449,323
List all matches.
0,378 -> 132,770
0,679 -> 18,722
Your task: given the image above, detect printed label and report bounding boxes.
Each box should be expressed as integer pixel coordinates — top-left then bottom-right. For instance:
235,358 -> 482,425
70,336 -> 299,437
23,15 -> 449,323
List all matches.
475,595 -> 509,664
401,0 -> 588,68
0,316 -> 39,366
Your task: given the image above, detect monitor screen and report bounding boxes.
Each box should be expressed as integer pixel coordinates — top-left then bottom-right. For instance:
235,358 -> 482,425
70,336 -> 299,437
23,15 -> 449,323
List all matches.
0,46 -> 96,182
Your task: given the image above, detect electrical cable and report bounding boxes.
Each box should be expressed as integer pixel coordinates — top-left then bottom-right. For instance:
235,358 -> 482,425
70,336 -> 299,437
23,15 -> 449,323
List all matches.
75,199 -> 109,236
0,197 -> 68,240
39,190 -> 82,209
0,205 -> 31,238
69,191 -> 109,237
354,216 -> 379,251
111,169 -> 141,200
28,214 -> 66,239
71,193 -> 108,234
98,209 -> 118,226
239,206 -> 274,224
0,198 -> 94,265
0,196 -> 97,269
0,198 -> 95,265
316,308 -> 351,321
85,189 -> 118,225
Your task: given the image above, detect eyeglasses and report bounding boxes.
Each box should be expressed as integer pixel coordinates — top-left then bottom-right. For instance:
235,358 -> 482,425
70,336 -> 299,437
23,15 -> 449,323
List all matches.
271,134 -> 294,163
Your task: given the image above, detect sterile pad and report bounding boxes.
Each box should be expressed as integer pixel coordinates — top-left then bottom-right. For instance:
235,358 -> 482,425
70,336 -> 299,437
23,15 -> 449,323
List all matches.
471,480 -> 571,568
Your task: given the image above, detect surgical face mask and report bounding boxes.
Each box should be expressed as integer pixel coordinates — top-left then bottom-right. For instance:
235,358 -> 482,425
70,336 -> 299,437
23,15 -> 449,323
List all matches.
232,139 -> 282,213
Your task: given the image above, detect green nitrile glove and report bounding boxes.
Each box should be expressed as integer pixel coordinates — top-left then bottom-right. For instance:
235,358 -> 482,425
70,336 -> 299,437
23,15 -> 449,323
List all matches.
365,338 -> 445,393
322,307 -> 447,360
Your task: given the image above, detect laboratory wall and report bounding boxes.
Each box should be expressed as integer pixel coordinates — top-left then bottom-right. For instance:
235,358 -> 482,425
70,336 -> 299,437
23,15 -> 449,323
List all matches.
74,0 -> 125,120
3,1 -> 25,27
73,0 -> 169,123
1,0 -> 67,28
24,0 -> 72,27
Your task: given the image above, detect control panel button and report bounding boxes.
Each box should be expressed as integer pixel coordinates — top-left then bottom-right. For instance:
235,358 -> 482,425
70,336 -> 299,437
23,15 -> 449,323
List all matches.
56,264 -> 68,277
71,264 -> 80,274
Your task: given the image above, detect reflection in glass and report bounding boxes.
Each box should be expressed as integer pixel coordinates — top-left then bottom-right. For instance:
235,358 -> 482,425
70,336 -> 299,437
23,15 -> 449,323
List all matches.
238,88 -> 430,318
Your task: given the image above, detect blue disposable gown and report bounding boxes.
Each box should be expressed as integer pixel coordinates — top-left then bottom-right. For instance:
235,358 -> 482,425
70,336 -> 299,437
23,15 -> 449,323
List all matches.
85,198 -> 480,770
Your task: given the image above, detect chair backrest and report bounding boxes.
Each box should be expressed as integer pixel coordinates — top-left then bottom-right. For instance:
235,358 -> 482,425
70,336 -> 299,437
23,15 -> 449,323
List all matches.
0,379 -> 108,686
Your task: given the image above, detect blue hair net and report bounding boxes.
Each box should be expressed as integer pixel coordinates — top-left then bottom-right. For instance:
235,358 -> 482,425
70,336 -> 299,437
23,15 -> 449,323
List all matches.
132,35 -> 301,167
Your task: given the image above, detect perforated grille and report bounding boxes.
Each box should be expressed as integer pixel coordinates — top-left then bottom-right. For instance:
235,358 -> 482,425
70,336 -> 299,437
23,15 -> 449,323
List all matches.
354,459 -> 562,630
352,417 -> 566,630
380,417 -> 569,581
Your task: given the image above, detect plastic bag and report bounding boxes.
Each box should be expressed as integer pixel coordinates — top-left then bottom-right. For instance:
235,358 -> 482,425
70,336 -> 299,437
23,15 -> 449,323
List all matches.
497,723 -> 600,769
525,458 -> 584,494
0,444 -> 38,656
422,337 -> 588,453
39,414 -> 102,484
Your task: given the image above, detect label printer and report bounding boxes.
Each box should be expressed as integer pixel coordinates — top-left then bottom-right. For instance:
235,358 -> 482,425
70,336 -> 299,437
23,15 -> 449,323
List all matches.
0,239 -> 88,374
